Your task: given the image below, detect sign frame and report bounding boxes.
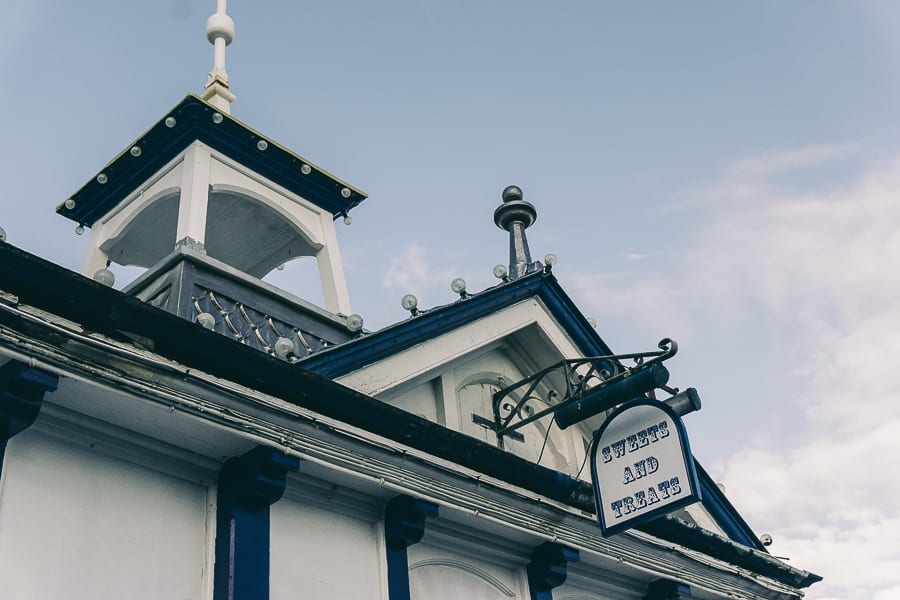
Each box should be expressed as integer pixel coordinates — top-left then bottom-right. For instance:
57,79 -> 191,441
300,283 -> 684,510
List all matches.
589,398 -> 701,536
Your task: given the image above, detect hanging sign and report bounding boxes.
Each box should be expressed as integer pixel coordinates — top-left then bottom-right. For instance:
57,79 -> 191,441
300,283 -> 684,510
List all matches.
589,398 -> 701,536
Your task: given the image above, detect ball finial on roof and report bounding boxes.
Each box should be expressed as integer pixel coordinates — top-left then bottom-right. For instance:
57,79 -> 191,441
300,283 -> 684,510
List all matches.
502,185 -> 523,203
206,12 -> 235,46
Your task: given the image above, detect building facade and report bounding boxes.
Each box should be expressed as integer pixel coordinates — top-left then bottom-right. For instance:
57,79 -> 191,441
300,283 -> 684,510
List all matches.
0,5 -> 820,599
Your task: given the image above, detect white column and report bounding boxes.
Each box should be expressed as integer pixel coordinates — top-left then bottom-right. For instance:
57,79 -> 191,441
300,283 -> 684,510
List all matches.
176,142 -> 212,248
81,223 -> 109,276
315,214 -> 352,314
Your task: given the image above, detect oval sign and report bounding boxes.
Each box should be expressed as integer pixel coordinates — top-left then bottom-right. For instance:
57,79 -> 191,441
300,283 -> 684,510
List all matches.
589,399 -> 701,536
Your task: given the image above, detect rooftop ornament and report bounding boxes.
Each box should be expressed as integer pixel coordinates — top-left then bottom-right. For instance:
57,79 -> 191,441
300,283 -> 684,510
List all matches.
494,185 -> 540,280
201,0 -> 237,113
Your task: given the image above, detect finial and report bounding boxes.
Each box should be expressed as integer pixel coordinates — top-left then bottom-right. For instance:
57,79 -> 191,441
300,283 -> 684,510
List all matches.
494,185 -> 538,280
201,0 -> 236,114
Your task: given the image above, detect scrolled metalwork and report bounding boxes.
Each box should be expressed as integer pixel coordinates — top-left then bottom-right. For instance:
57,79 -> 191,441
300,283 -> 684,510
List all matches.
491,338 -> 679,439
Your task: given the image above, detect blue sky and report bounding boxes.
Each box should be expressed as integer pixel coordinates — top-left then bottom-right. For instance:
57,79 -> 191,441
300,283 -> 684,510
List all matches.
4,2 -> 900,598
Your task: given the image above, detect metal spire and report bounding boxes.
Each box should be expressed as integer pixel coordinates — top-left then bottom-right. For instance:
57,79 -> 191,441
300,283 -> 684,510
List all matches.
201,0 -> 236,113
494,185 -> 538,280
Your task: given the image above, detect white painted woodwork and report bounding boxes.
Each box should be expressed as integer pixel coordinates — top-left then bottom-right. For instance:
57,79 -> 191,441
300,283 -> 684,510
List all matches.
337,300 -> 591,475
81,141 -> 353,313
408,542 -> 526,600
0,430 -> 210,600
270,498 -> 382,600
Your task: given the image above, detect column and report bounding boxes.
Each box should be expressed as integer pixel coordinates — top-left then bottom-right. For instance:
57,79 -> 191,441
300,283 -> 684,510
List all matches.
213,445 -> 299,600
383,495 -> 439,600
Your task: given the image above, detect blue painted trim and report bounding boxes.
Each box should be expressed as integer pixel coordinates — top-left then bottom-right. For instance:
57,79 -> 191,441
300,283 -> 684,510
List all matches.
590,399 -> 702,537
57,95 -> 366,228
526,542 -> 579,600
695,462 -> 765,551
0,360 -> 58,479
301,271 -> 613,379
384,495 -> 439,600
212,446 -> 300,600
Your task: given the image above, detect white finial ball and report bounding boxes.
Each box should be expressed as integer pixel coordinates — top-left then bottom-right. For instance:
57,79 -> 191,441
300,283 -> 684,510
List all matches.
401,294 -> 418,311
346,314 -> 364,332
450,278 -> 467,294
492,264 -> 508,280
206,12 -> 235,45
0,226 -> 6,242
196,312 -> 216,330
544,252 -> 558,267
273,336 -> 294,358
93,268 -> 115,287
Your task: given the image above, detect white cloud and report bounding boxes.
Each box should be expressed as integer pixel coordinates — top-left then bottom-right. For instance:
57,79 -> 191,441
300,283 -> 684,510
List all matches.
691,146 -> 900,599
568,142 -> 900,598
382,242 -> 461,307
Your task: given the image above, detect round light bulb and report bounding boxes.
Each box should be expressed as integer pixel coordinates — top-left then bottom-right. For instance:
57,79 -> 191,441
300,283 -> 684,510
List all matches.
93,268 -> 115,287
341,187 -> 352,198
130,146 -> 142,157
276,263 -> 285,271
346,313 -> 364,332
343,215 -> 352,225
492,264 -> 508,280
0,226 -> 6,242
75,225 -> 85,236
212,112 -> 224,124
587,318 -> 597,328
64,198 -> 76,210
544,253 -> 558,267
273,336 -> 294,358
257,140 -> 268,151
165,116 -> 177,128
300,164 -> 312,175
450,278 -> 467,294
401,294 -> 418,311
96,173 -> 108,184
196,312 -> 216,330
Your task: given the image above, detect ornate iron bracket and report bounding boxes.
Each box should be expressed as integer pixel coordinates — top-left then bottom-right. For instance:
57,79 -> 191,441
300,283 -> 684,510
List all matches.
488,339 -> 678,442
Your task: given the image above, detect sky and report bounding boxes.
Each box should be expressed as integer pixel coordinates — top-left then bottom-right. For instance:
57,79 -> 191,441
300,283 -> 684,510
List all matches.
2,2 -> 900,598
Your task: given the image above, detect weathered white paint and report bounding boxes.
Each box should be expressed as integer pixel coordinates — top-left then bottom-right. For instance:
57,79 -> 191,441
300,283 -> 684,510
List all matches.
408,542 -> 526,600
176,141 -> 213,244
80,140 -> 352,313
336,299 -> 583,397
270,497 -> 383,600
0,430 -> 210,600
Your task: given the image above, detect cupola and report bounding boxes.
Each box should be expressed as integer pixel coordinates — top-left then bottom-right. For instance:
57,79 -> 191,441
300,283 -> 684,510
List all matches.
55,1 -> 367,358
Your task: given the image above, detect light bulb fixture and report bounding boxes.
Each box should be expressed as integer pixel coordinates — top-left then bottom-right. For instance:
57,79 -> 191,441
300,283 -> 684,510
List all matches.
0,226 -> 6,242
276,263 -> 285,271
93,268 -> 115,287
96,173 -> 108,184
587,318 -> 597,328
343,213 -> 352,225
196,312 -> 216,330
273,336 -> 294,358
64,199 -> 76,210
75,225 -> 85,236
543,253 -> 558,271
130,146 -> 142,157
346,313 -> 364,333
300,164 -> 312,175
341,187 -> 352,198
450,277 -> 468,298
492,264 -> 509,281
212,112 -> 224,124
257,140 -> 268,151
401,294 -> 419,316
165,116 -> 177,128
